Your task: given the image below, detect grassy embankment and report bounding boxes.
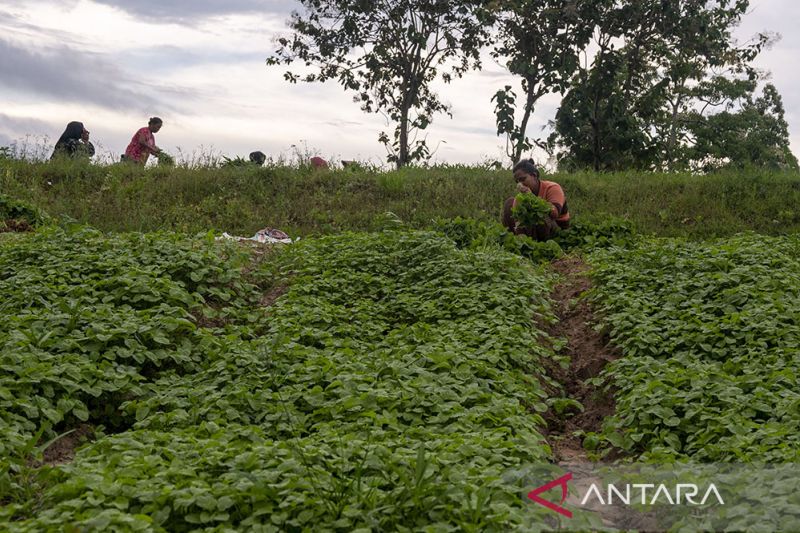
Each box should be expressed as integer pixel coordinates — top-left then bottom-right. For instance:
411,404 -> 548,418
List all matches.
2,158 -> 800,238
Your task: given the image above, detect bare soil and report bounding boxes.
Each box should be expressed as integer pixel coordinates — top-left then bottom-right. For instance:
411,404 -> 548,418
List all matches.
0,219 -> 34,233
260,283 -> 288,307
40,424 -> 95,466
542,255 -> 619,463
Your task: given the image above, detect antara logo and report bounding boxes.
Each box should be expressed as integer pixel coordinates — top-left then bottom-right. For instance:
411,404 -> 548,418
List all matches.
527,473 -> 573,518
528,472 -> 724,517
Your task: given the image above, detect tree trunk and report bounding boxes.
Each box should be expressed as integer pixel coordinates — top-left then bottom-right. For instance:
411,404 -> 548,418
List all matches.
665,91 -> 683,171
512,81 -> 538,165
398,101 -> 410,169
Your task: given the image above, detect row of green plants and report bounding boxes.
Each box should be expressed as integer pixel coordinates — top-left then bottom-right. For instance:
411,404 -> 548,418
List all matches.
1,228 -> 584,530
432,216 -> 635,263
588,234 -> 800,462
0,228 -> 268,502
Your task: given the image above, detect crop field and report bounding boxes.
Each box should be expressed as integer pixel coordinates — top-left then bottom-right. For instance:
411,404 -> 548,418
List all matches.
2,169 -> 800,531
590,235 -> 800,462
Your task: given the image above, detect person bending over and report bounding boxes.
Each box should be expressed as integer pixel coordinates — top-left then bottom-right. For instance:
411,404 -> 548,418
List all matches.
124,117 -> 163,164
502,159 -> 570,241
249,151 -> 267,166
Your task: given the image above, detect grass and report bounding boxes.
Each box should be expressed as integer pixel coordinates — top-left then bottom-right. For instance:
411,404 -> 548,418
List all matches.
2,157 -> 800,238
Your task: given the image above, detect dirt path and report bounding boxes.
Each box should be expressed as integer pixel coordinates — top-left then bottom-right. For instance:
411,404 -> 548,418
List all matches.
543,255 -> 619,464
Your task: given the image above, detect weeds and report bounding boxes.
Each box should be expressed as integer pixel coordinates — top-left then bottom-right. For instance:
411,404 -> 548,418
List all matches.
2,158 -> 799,238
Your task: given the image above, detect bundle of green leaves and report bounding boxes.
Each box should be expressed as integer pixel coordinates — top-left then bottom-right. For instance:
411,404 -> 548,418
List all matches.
431,216 -> 563,263
157,152 -> 175,167
511,193 -> 552,230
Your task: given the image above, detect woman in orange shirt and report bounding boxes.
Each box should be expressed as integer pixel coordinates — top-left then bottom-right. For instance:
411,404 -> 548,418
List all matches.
502,159 -> 570,241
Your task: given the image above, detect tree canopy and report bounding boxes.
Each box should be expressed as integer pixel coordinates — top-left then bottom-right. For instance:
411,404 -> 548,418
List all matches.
268,0 -> 493,168
268,0 -> 796,172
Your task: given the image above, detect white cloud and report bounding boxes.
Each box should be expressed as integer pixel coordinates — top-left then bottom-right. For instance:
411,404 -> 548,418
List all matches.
1,0 -> 798,165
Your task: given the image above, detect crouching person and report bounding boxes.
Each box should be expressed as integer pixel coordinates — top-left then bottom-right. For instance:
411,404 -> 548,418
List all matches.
502,159 -> 570,241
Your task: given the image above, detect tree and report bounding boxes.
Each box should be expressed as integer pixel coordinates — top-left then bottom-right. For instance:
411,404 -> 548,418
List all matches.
548,0 -> 671,170
548,0 -> 788,172
267,0 -> 493,168
550,44 -> 661,171
490,0 -> 598,165
687,83 -> 798,171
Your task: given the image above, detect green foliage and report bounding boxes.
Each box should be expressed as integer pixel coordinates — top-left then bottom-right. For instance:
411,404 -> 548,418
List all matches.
0,228 -> 270,508
432,216 -> 563,263
157,152 -> 175,167
549,0 -> 791,172
552,217 -> 636,251
589,234 -> 800,461
0,194 -> 48,227
511,193 -> 552,230
3,230 -> 564,530
3,158 -> 800,238
219,155 -> 250,168
268,1 -> 493,168
687,83 -> 799,172
490,0 -> 596,164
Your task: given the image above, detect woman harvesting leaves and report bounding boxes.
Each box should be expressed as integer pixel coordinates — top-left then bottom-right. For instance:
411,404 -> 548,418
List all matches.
502,159 -> 570,241
124,117 -> 163,165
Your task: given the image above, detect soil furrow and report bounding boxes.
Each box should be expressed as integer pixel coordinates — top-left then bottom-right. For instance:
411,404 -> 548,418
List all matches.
543,255 -> 619,464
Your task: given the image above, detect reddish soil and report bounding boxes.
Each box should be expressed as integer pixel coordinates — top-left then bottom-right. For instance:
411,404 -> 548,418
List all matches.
542,255 -> 619,463
0,219 -> 33,233
40,425 -> 95,466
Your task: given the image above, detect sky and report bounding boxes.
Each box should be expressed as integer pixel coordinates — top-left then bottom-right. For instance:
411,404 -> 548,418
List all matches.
1,0 -> 798,167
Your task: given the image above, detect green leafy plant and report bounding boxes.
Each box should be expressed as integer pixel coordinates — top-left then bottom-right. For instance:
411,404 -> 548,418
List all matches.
2,229 -> 568,530
157,152 -> 175,167
0,194 -> 48,228
220,156 -> 250,168
511,193 -> 552,230
589,234 -> 800,462
432,216 -> 563,263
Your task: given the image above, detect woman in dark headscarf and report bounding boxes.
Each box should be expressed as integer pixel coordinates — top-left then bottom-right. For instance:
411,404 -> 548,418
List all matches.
51,121 -> 95,160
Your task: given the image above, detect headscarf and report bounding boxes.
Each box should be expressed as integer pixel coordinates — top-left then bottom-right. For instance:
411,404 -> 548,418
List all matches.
249,151 -> 266,165
51,121 -> 90,159
55,121 -> 84,146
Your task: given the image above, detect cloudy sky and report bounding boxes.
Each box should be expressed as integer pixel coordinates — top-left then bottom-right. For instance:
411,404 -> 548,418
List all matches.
1,0 -> 797,166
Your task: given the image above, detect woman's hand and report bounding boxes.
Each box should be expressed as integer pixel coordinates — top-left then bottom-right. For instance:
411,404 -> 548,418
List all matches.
517,183 -> 532,194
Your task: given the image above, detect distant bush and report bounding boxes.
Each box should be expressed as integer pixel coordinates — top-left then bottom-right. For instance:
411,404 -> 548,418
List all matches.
0,194 -> 48,231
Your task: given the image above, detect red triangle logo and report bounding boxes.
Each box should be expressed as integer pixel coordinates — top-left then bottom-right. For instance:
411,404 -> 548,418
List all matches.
527,472 -> 573,518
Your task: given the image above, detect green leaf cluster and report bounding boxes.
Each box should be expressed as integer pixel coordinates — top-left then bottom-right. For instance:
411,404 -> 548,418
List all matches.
0,194 -> 48,228
4,230 -> 563,530
511,194 -> 552,230
431,217 -> 563,263
589,234 -> 800,461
